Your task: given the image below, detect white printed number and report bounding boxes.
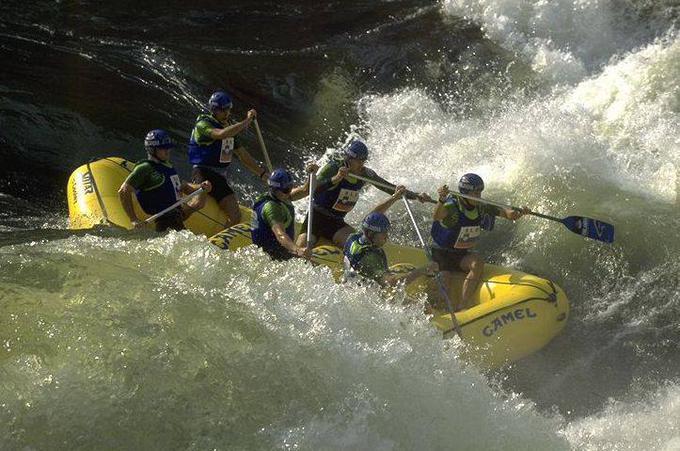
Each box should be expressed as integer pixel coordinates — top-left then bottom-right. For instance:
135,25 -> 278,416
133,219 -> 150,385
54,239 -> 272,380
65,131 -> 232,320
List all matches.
170,174 -> 182,201
220,137 -> 235,163
332,189 -> 360,212
454,226 -> 481,249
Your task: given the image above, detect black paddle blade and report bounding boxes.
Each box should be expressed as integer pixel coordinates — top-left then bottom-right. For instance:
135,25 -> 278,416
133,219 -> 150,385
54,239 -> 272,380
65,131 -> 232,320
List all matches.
561,216 -> 615,243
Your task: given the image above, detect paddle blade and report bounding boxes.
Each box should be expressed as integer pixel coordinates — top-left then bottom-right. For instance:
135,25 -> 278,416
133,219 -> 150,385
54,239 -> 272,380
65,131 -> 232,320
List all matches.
561,216 -> 615,243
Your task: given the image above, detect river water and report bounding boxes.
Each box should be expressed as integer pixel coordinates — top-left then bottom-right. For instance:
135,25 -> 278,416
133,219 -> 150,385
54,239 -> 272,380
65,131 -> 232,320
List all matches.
1,0 -> 679,449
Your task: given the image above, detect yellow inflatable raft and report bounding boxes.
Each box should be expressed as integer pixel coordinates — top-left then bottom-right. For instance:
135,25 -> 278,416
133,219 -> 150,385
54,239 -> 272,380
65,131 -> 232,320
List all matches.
67,157 -> 569,368
209,225 -> 570,369
67,157 -> 252,236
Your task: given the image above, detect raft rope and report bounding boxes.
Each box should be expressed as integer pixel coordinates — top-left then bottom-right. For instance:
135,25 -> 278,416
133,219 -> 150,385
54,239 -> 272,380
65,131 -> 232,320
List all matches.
86,159 -> 119,228
389,259 -> 557,297
472,276 -> 555,298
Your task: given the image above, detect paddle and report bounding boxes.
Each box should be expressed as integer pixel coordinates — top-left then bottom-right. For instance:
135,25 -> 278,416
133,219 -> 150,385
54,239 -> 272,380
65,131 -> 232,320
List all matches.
348,172 -> 436,203
402,197 -> 463,339
253,119 -> 273,173
144,188 -> 204,224
306,172 -> 316,247
349,172 -> 615,243
443,190 -> 616,244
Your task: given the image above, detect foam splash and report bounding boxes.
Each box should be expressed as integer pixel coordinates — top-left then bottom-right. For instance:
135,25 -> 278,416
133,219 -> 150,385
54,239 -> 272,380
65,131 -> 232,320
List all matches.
352,35 -> 679,220
441,0 -> 672,84
561,383 -> 680,450
0,232 -> 569,449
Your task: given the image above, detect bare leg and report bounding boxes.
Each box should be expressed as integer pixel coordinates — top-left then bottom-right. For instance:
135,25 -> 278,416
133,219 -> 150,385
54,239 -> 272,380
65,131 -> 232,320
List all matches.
438,270 -> 462,311
219,193 -> 242,228
332,225 -> 356,248
459,253 -> 484,310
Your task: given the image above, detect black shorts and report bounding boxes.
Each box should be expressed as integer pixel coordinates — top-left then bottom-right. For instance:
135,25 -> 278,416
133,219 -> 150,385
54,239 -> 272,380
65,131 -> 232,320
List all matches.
431,247 -> 468,272
301,208 -> 351,242
154,208 -> 185,233
192,166 -> 234,203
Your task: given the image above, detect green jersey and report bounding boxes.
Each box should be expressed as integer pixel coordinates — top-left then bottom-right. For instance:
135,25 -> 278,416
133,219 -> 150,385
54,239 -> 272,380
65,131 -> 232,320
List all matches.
343,232 -> 389,282
261,198 -> 294,229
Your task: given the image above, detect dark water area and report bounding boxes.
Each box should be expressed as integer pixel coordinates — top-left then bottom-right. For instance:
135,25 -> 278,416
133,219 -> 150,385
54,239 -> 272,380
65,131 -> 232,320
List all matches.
0,0 -> 498,205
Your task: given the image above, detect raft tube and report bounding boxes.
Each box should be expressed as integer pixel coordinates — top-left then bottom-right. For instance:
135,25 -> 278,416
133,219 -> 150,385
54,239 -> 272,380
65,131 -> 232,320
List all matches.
209,224 -> 570,369
67,157 -> 252,237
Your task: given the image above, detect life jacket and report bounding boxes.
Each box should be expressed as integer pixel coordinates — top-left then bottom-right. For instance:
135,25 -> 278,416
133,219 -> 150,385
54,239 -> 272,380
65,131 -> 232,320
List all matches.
135,160 -> 181,215
188,114 -> 235,167
343,232 -> 388,281
314,161 -> 365,218
251,193 -> 295,254
431,196 -> 484,249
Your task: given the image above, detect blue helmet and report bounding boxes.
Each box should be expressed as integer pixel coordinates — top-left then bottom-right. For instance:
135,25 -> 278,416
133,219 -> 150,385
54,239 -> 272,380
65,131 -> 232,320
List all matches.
144,129 -> 175,151
209,91 -> 233,111
344,140 -> 368,160
268,168 -> 294,192
362,212 -> 390,234
458,173 -> 484,194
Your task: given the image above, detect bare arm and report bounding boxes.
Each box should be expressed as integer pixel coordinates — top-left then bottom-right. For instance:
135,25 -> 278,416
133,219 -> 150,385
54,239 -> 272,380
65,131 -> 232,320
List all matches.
234,147 -> 269,181
371,185 -> 406,215
362,169 -> 401,195
118,183 -> 141,226
433,185 -> 450,221
209,120 -> 250,140
271,223 -> 306,257
289,183 -> 308,201
290,176 -> 313,201
290,163 -> 319,201
209,109 -> 257,140
433,203 -> 448,221
498,206 -> 531,221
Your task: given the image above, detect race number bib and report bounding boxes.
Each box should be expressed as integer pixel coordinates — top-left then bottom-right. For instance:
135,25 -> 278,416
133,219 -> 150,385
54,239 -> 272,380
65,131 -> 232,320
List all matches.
332,188 -> 359,212
454,226 -> 481,249
219,137 -> 235,163
170,174 -> 182,201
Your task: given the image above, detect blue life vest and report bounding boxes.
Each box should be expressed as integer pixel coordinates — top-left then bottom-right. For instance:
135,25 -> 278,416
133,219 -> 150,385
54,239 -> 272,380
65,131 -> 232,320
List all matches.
343,232 -> 388,280
315,162 -> 365,218
251,193 -> 295,254
135,160 -> 181,215
188,114 -> 235,167
431,196 -> 484,249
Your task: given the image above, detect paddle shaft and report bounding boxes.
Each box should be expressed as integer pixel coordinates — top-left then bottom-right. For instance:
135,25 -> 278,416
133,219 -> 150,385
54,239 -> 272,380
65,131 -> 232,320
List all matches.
306,173 -> 315,247
349,170 -> 616,242
349,171 -> 568,222
253,119 -> 273,173
402,197 -> 463,339
348,172 -> 433,203
144,188 -> 204,224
